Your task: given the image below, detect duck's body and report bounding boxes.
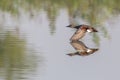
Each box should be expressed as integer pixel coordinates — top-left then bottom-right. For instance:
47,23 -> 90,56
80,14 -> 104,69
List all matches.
67,41 -> 98,56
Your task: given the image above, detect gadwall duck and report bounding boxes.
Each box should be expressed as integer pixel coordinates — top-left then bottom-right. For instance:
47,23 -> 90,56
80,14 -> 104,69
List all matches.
70,25 -> 98,41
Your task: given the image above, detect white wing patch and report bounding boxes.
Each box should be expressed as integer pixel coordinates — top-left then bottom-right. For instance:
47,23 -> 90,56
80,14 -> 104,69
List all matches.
87,29 -> 92,33
87,49 -> 92,52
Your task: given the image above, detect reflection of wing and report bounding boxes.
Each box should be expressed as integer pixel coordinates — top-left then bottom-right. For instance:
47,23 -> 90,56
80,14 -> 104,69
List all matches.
70,28 -> 87,41
70,41 -> 87,51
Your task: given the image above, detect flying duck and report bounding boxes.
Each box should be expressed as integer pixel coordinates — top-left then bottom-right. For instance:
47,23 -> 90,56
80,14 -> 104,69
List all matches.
70,25 -> 98,41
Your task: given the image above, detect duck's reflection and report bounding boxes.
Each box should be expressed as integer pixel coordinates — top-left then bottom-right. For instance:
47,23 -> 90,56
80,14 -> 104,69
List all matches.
67,41 -> 99,56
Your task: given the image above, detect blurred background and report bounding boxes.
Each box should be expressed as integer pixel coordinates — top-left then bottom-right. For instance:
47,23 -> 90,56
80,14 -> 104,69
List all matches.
0,0 -> 120,80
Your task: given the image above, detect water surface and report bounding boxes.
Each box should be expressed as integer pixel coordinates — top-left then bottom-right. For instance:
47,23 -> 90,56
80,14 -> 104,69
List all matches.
0,1 -> 120,80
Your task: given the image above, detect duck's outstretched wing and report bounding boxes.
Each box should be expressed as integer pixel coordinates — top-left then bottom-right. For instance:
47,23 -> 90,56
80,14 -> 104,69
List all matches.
70,28 -> 87,41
